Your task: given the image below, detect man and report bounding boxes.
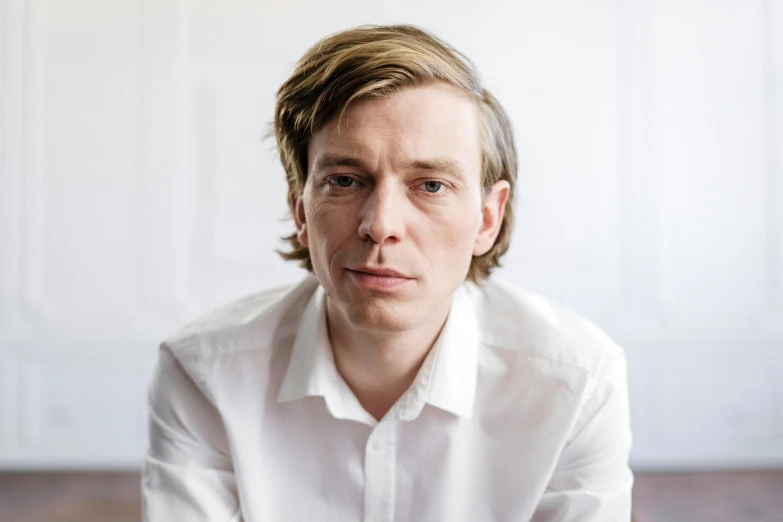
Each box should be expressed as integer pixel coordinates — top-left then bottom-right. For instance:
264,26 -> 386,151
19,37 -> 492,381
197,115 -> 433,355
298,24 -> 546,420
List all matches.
142,25 -> 633,521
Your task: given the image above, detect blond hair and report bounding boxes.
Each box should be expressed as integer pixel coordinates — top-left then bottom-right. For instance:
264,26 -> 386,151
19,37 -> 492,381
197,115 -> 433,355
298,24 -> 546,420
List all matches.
273,25 -> 517,282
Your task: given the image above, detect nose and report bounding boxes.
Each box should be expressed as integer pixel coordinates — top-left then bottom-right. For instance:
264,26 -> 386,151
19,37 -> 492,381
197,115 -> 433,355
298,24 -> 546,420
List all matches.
357,183 -> 405,244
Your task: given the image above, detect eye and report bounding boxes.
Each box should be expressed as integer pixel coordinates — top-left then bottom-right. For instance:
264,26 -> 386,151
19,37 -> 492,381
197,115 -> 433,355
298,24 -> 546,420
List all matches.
329,176 -> 355,188
419,180 -> 445,194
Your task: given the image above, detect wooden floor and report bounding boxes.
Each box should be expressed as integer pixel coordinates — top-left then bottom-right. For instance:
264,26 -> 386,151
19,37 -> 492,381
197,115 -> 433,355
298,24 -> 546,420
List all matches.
0,472 -> 140,522
633,470 -> 783,522
0,470 -> 781,521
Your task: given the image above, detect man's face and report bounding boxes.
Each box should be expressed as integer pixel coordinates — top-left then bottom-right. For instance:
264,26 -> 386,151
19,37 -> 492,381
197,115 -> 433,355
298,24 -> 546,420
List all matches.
294,82 -> 509,333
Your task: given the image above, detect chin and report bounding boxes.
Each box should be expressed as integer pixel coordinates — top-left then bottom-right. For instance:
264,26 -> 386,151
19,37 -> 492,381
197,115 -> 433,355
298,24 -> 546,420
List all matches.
342,298 -> 420,333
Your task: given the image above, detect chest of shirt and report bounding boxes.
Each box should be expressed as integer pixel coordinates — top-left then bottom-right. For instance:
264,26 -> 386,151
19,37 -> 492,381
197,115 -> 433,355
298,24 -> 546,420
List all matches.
221,394 -> 577,522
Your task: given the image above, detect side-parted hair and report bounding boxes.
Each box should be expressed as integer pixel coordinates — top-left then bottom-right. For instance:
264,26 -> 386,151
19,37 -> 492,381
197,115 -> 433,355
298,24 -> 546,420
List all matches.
273,24 -> 517,282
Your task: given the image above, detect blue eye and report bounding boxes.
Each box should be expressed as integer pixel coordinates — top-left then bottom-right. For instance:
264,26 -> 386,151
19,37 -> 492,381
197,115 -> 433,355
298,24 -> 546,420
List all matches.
422,181 -> 443,193
330,176 -> 354,188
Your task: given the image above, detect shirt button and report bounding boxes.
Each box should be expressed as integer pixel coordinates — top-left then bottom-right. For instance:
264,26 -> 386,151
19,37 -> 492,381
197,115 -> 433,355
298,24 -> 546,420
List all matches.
372,440 -> 384,451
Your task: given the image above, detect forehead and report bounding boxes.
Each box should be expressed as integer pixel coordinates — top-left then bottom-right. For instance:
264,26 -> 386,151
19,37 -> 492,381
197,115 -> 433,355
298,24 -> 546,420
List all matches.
308,83 -> 482,174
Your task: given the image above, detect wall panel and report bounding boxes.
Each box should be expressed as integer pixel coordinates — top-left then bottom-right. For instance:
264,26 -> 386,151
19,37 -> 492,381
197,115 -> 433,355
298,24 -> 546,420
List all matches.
19,0 -> 144,327
655,0 -> 768,323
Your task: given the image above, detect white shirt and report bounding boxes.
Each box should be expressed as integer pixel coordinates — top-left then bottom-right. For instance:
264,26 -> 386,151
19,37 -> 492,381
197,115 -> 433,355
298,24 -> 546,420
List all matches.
142,275 -> 633,521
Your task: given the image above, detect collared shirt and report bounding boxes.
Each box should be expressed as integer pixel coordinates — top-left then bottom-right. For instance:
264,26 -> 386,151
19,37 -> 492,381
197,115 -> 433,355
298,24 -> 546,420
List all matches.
142,275 -> 633,521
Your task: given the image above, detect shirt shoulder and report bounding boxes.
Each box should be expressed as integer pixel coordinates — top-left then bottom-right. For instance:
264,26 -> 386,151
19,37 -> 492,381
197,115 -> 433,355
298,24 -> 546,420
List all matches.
470,278 -> 624,376
160,275 -> 320,378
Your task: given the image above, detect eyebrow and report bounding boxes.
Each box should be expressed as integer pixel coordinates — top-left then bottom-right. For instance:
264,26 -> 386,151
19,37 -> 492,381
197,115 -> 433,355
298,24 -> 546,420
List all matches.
407,158 -> 467,180
312,153 -> 468,181
312,154 -> 371,173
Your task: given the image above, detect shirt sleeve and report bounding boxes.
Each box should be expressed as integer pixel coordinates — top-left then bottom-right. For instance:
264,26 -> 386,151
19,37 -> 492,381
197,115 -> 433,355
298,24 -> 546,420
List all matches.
531,345 -> 634,522
142,342 -> 242,522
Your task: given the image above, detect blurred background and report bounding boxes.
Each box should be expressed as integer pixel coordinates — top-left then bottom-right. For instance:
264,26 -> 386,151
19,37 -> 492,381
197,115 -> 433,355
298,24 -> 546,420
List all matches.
0,0 -> 781,520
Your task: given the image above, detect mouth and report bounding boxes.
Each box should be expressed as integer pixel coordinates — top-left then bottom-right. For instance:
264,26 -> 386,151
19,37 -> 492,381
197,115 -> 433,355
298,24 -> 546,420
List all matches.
345,266 -> 413,291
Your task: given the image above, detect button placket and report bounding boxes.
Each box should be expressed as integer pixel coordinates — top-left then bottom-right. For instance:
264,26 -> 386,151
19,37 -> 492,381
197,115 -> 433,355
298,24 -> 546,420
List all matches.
363,421 -> 397,522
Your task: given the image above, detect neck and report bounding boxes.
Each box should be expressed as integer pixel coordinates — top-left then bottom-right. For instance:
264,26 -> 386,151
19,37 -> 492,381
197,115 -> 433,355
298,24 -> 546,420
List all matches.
326,298 -> 451,421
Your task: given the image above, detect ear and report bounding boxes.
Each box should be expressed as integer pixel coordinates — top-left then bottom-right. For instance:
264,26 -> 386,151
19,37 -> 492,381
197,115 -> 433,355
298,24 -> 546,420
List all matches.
473,180 -> 510,256
291,192 -> 309,248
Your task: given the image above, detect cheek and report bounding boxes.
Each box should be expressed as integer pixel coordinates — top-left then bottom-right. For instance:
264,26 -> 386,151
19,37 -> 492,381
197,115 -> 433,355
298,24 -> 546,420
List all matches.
306,200 -> 355,251
417,202 -> 482,253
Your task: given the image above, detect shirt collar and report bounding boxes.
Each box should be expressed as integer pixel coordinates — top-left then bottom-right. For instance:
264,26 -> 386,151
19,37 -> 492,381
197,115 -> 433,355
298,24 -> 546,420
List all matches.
277,285 -> 339,404
278,282 -> 480,422
400,283 -> 479,420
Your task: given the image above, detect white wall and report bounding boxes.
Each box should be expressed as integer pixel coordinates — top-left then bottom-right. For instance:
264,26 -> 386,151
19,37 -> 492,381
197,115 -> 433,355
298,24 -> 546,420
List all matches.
0,0 -> 781,470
